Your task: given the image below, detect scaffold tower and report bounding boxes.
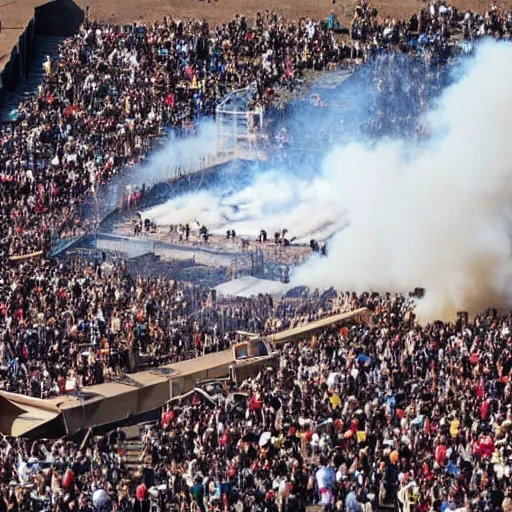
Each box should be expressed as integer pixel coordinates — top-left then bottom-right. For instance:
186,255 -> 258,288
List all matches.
215,84 -> 264,158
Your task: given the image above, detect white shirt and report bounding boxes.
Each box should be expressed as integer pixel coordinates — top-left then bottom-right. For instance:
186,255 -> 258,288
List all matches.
316,466 -> 335,490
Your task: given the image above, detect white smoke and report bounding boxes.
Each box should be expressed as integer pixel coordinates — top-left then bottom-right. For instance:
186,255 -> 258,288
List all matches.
130,121 -> 217,187
100,121 -> 217,217
144,41 -> 512,321
295,40 -> 512,321
144,170 -> 348,241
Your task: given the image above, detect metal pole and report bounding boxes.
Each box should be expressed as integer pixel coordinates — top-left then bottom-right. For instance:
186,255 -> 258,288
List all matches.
233,112 -> 237,155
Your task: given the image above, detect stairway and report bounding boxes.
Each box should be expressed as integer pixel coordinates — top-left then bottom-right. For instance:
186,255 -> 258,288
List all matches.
122,425 -> 144,475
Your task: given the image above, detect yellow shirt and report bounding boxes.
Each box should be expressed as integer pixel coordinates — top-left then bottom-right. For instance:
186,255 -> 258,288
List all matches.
450,419 -> 460,438
356,431 -> 367,443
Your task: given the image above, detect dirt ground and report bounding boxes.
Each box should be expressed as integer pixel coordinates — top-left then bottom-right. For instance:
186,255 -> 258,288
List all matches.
75,0 -> 511,26
0,0 -> 508,75
0,0 -> 46,69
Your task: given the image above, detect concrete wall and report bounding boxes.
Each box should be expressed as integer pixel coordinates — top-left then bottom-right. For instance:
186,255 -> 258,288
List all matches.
0,0 -> 83,105
0,18 -> 36,98
34,0 -> 84,37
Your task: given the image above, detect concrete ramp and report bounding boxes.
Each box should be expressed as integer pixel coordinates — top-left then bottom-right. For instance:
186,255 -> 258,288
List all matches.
94,233 -> 155,258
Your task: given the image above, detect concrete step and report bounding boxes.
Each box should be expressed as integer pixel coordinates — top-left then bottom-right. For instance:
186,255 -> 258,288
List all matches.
124,448 -> 143,456
120,423 -> 155,476
122,424 -> 142,440
124,450 -> 142,459
124,447 -> 142,453
124,448 -> 142,454
123,439 -> 144,450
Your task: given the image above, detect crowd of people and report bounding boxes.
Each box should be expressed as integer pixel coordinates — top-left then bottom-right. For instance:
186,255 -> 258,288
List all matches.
0,0 -> 507,261
0,249 -> 358,397
6,293 -> 512,512
352,1 -> 512,48
0,1 -> 512,510
0,7 -> 397,399
121,299 -> 512,512
269,0 -> 512,147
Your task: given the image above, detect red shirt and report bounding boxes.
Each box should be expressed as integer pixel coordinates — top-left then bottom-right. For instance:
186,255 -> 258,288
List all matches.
478,435 -> 495,458
248,396 -> 262,412
161,410 -> 174,429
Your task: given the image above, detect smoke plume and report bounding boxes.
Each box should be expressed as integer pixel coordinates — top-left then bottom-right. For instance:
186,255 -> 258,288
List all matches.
144,170 -> 348,241
295,40 -> 512,321
97,121 -> 217,219
145,41 -> 512,321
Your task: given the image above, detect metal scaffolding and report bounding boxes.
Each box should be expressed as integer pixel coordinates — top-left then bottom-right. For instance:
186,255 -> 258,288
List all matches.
215,84 -> 264,158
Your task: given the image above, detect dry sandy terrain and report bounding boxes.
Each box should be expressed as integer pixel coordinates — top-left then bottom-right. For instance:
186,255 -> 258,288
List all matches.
0,0 -> 508,73
0,0 -> 46,68
75,0 -> 511,26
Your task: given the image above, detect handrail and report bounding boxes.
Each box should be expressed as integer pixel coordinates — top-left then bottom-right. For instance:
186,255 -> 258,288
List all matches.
9,250 -> 43,261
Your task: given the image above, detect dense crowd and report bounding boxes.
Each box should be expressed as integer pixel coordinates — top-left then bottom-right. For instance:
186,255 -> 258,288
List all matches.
6,294 -> 512,512
0,250 -> 359,397
0,0 -> 469,401
269,1 -> 512,146
0,1 -> 512,511
1,0 -> 508,260
352,1 -> 512,47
